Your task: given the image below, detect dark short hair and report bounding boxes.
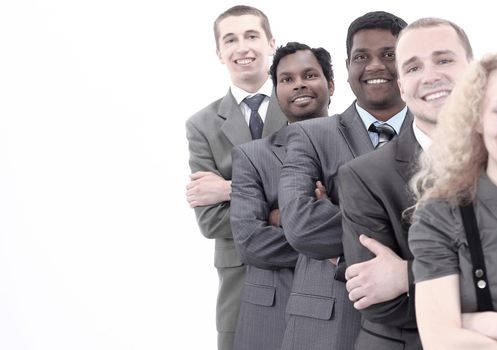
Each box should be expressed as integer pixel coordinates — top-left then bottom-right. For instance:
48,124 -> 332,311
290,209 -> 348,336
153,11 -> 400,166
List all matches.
269,42 -> 334,88
346,11 -> 407,59
213,5 -> 273,50
398,18 -> 473,60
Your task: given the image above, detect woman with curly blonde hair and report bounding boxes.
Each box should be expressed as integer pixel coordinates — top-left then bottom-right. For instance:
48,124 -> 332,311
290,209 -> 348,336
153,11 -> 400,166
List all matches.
409,52 -> 497,349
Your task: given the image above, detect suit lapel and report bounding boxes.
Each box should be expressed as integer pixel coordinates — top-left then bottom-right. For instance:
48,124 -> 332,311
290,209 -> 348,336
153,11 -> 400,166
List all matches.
219,89 -> 252,146
270,125 -> 288,164
395,121 -> 422,184
263,89 -> 287,137
220,89 -> 286,146
337,102 -> 374,157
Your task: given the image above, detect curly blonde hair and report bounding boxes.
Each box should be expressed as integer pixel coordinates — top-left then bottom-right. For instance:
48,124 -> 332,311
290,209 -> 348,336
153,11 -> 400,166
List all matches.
412,52 -> 497,206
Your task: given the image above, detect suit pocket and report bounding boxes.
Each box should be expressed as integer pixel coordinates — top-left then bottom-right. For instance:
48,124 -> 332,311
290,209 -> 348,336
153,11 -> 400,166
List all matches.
286,293 -> 335,320
355,327 -> 405,350
242,283 -> 275,307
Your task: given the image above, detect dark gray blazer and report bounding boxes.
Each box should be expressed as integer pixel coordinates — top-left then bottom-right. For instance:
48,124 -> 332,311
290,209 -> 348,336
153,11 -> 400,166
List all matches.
186,89 -> 286,335
230,126 -> 298,350
278,103 -> 411,350
337,121 -> 422,350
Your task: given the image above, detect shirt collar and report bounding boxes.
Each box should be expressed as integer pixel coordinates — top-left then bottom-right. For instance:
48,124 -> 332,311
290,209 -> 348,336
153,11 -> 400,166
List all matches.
355,102 -> 407,134
412,120 -> 432,151
230,78 -> 273,105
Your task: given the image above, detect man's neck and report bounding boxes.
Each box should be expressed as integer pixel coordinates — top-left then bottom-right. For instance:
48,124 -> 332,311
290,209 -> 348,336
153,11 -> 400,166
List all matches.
367,104 -> 406,122
233,75 -> 268,93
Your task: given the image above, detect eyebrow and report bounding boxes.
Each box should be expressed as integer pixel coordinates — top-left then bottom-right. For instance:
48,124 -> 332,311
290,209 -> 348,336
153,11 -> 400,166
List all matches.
352,46 -> 395,54
277,67 -> 319,77
221,29 -> 261,42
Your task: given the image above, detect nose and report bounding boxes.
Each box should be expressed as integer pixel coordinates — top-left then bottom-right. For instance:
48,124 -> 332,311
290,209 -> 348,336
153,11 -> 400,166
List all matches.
235,38 -> 249,53
293,76 -> 307,90
421,63 -> 443,85
365,56 -> 386,72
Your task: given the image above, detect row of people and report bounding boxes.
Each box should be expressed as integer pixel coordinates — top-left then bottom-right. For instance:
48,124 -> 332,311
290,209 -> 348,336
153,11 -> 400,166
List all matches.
186,5 -> 497,350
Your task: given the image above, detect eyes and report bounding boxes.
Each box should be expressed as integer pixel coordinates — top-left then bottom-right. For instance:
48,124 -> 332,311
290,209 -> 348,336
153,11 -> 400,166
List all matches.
404,58 -> 455,75
223,33 -> 260,46
352,51 -> 396,63
279,72 -> 319,84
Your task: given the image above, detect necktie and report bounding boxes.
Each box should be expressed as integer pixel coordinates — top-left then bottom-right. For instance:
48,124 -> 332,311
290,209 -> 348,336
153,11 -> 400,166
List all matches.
369,123 -> 397,149
244,94 -> 265,140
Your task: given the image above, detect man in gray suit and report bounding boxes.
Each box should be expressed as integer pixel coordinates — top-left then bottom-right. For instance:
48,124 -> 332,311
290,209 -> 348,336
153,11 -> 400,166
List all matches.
230,42 -> 335,350
338,18 -> 473,350
278,12 -> 410,350
185,5 -> 286,350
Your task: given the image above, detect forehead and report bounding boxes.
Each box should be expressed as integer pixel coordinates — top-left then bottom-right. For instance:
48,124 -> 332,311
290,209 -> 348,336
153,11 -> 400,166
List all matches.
351,28 -> 397,52
277,50 -> 321,74
396,25 -> 466,64
217,14 -> 265,38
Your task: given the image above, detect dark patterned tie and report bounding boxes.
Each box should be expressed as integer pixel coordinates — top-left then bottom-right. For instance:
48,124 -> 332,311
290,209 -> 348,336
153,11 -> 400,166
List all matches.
369,123 -> 397,149
244,94 -> 265,140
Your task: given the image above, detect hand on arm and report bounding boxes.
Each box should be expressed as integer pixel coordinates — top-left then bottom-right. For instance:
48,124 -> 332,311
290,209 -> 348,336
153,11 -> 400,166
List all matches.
186,171 -> 231,208
314,180 -> 337,266
345,234 -> 408,310
462,312 -> 497,340
268,209 -> 280,227
415,275 -> 497,349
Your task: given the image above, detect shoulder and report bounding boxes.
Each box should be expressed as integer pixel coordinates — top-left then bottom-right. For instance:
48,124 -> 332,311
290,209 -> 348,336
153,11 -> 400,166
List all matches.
414,199 -> 458,225
288,116 -> 339,137
186,96 -> 225,127
341,138 -> 396,174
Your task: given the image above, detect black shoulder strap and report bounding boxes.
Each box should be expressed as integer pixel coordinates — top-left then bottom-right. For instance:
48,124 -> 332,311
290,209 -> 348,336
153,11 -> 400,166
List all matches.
460,203 -> 493,311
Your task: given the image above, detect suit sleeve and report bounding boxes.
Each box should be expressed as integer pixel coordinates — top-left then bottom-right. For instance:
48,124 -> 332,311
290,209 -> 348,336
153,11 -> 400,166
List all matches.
230,146 -> 298,269
186,119 -> 232,240
278,123 -> 343,260
338,162 -> 417,328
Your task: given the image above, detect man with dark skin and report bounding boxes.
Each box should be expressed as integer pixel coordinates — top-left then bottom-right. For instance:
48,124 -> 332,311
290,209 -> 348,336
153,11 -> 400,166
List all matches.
230,41 -> 334,350
278,11 -> 411,350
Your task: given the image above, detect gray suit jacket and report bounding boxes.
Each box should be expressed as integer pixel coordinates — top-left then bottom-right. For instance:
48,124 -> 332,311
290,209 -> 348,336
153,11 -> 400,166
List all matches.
186,88 -> 287,266
230,126 -> 298,350
337,122 -> 422,350
278,103 -> 412,350
186,88 -> 286,334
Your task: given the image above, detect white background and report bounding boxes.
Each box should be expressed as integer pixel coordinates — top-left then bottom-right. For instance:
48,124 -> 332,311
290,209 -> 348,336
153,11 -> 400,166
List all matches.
0,1 -> 491,349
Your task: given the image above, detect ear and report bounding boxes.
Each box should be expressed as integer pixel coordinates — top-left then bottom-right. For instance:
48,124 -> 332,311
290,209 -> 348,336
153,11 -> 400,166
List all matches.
216,49 -> 225,65
328,80 -> 335,97
345,58 -> 350,82
269,38 -> 276,55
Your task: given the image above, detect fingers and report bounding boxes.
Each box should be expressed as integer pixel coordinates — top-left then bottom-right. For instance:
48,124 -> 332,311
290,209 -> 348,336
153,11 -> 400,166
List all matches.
358,234 -> 390,256
189,171 -> 212,180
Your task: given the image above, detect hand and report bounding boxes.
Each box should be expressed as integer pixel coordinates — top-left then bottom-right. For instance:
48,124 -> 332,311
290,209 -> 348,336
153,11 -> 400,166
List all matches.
462,312 -> 497,340
186,171 -> 231,208
268,209 -> 280,227
345,234 -> 408,310
315,180 -> 328,200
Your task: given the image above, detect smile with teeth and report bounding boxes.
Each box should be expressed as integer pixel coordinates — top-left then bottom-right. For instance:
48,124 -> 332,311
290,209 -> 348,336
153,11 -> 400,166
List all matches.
423,90 -> 450,101
235,58 -> 255,65
365,79 -> 389,85
293,96 -> 313,103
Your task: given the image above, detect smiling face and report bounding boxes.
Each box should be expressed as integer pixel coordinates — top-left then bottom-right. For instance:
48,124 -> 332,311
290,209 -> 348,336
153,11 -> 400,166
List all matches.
346,28 -> 404,120
396,25 -> 470,135
216,14 -> 275,92
275,50 -> 333,122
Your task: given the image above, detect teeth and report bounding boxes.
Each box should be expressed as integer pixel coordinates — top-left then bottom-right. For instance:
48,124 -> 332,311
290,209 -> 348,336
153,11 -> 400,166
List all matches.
235,58 -> 254,65
424,90 -> 450,101
366,79 -> 388,85
294,96 -> 311,103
